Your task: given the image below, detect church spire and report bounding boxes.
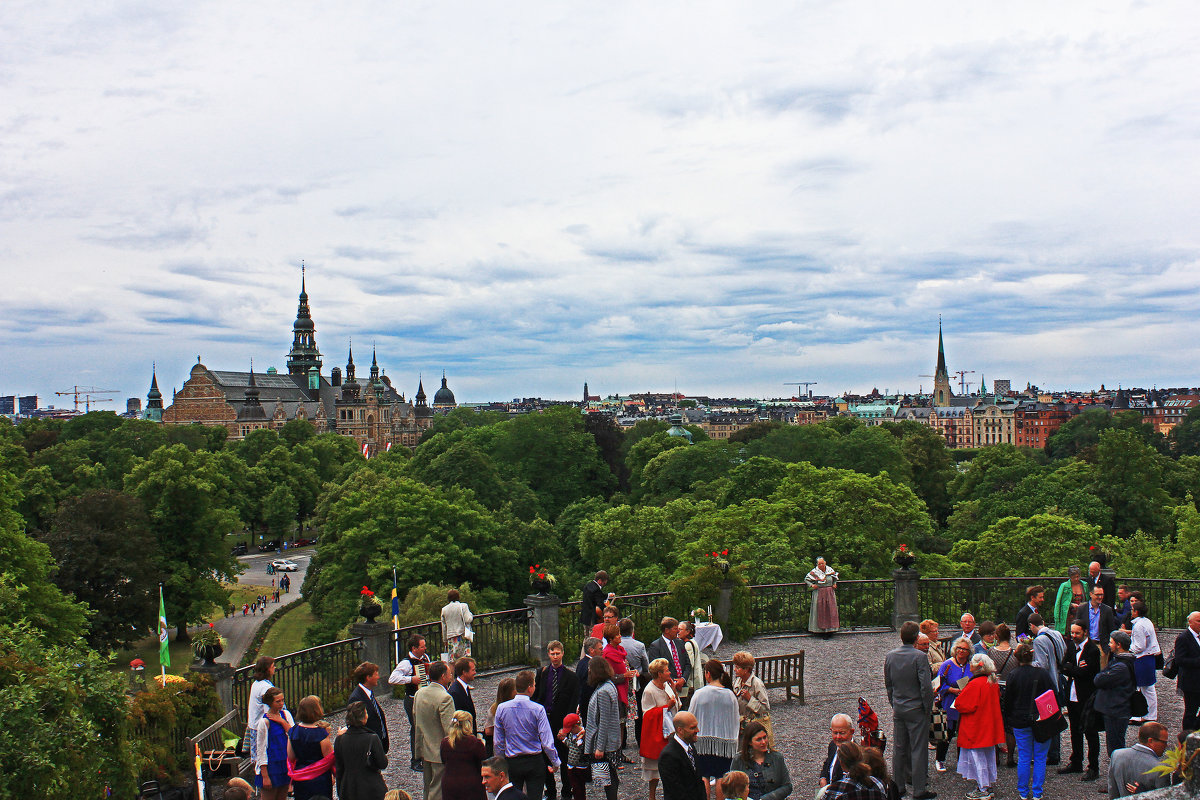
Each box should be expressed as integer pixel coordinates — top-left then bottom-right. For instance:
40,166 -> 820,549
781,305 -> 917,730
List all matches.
143,363 -> 163,422
933,316 -> 953,406
935,316 -> 948,379
287,265 -> 322,378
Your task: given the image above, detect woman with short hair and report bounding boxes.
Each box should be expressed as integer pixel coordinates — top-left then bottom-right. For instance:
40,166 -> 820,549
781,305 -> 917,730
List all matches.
954,654 -> 1004,800
641,658 -> 682,800
1001,643 -> 1056,800
441,588 -> 474,660
584,655 -> 622,800
732,651 -> 771,743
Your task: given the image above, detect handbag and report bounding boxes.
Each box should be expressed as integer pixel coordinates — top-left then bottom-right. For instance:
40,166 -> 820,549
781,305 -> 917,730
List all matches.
463,624 -> 474,642
1163,652 -> 1179,680
929,705 -> 950,743
1032,710 -> 1068,743
1126,662 -> 1149,717
1081,694 -> 1103,733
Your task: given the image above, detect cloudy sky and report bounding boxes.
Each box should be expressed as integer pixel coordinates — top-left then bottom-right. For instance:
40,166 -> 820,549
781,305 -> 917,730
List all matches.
3,2 -> 1199,408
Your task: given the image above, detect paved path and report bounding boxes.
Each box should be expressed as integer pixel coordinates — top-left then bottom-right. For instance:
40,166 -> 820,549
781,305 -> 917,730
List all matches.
350,629 -> 1186,800
207,548 -> 314,665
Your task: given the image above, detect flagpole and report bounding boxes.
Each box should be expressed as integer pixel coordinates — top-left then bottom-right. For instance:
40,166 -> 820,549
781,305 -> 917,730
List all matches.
158,583 -> 168,686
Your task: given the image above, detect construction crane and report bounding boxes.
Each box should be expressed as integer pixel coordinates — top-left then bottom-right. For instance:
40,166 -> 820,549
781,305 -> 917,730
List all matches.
783,381 -> 818,399
953,370 -> 976,394
55,386 -> 118,412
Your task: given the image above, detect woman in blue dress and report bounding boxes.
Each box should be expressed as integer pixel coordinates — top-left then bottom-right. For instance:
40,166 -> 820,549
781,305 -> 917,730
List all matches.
255,687 -> 294,800
287,695 -> 334,800
934,637 -> 974,773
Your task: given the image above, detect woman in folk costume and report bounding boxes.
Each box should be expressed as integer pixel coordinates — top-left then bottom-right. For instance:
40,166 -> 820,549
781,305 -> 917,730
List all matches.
805,557 -> 840,637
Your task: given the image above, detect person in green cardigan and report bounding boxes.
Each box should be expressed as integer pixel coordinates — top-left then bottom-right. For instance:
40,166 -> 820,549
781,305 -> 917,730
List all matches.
1054,565 -> 1086,634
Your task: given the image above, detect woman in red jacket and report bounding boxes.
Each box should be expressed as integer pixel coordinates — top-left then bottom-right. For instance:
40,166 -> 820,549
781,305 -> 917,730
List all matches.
954,653 -> 1005,800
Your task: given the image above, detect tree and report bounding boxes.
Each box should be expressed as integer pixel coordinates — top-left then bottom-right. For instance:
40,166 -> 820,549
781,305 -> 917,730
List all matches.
1092,428 -> 1172,539
164,422 -> 228,452
1168,405 -> 1200,457
626,433 -> 690,498
727,421 -> 781,443
1046,408 -> 1164,460
42,490 -> 159,651
949,513 -> 1101,577
263,484 -> 298,539
583,413 -> 630,490
0,469 -> 89,644
720,456 -> 790,506
897,425 -> 956,525
949,444 -> 1040,504
280,417 -> 316,447
124,445 -> 242,638
304,473 -> 523,643
640,440 -> 740,504
578,500 -> 704,594
0,621 -> 135,796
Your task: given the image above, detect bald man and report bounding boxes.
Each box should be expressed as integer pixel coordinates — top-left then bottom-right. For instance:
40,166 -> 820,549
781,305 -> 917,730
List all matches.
1085,561 -> 1116,608
820,714 -> 855,787
659,712 -> 705,800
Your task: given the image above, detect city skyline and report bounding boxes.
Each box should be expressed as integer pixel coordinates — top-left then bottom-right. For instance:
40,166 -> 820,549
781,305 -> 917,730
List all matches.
4,2 -> 1200,406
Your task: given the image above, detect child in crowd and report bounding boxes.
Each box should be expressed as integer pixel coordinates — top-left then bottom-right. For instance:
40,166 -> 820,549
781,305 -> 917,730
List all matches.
559,712 -> 591,800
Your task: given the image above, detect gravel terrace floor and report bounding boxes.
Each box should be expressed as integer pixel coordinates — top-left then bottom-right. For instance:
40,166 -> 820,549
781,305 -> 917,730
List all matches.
353,630 -> 1186,800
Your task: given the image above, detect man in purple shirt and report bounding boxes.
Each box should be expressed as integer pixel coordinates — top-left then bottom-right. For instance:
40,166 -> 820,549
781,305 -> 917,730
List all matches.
495,670 -> 560,800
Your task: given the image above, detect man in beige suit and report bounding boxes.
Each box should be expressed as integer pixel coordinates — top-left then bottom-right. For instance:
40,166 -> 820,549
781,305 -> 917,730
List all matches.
414,660 -> 456,800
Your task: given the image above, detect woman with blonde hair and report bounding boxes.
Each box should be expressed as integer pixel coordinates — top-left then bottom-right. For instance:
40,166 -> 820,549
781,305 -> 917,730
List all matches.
442,709 -> 486,800
286,694 -> 333,800
641,657 -> 682,800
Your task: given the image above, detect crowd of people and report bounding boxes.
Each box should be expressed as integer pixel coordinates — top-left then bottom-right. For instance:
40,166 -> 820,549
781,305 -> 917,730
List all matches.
232,567 -> 1200,800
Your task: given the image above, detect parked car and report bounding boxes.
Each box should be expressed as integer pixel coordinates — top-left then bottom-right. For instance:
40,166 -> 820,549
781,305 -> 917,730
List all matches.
231,543 -> 248,556
295,537 -> 317,546
270,559 -> 299,572
258,539 -> 280,552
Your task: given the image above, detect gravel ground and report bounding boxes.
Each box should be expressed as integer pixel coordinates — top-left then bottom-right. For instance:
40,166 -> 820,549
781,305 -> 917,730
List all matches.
354,630 -> 1186,800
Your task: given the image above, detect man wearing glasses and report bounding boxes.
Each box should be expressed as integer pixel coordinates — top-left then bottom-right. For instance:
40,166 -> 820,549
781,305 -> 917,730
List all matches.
1107,722 -> 1170,797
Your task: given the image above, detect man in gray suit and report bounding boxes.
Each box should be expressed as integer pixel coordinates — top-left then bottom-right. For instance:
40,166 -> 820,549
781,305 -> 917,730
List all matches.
1108,722 -> 1169,797
885,621 -> 937,800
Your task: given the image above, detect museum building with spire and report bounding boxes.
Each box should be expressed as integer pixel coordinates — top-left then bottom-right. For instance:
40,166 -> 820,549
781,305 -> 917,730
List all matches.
158,270 -> 452,451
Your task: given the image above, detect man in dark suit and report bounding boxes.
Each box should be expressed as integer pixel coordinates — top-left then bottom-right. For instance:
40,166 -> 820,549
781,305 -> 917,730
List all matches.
1015,585 -> 1045,640
448,657 -> 477,723
1086,561 -> 1116,608
1076,585 -> 1117,657
347,661 -> 389,752
659,711 -> 705,800
819,714 -> 854,789
482,756 -> 527,800
647,617 -> 690,694
1176,611 -> 1200,730
534,641 -> 580,800
885,621 -> 937,800
1059,621 -> 1102,780
576,637 -> 602,725
580,571 -> 611,629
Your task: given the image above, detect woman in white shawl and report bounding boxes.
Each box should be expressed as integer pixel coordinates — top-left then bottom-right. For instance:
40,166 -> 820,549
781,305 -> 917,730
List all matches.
441,588 -> 473,659
690,659 -> 740,800
804,557 -> 840,637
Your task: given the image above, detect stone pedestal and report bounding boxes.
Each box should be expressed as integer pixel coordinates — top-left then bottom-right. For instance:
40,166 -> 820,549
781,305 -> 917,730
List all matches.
715,579 -> 734,627
190,661 -> 236,712
350,621 -> 394,695
892,567 -> 920,631
526,594 -> 560,667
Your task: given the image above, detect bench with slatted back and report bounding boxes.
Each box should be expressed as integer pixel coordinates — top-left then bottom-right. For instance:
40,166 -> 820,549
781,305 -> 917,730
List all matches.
187,708 -> 251,782
719,651 -> 806,704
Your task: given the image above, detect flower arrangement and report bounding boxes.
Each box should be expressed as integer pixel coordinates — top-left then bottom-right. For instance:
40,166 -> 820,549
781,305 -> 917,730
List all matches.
528,565 -> 557,587
708,549 -> 730,573
893,543 -> 916,569
360,585 -> 382,608
129,658 -> 146,670
190,623 -> 225,656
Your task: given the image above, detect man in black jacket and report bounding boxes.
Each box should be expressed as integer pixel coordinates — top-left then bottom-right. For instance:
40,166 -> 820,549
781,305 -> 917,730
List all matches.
1015,585 -> 1045,640
1094,631 -> 1137,759
448,657 -> 477,724
1176,611 -> 1200,730
1086,561 -> 1117,608
819,714 -> 854,789
647,617 -> 690,693
581,571 -> 611,629
659,711 -> 706,800
1059,622 -> 1102,780
347,661 -> 389,753
1076,586 -> 1117,658
483,756 -> 527,800
535,641 -> 580,800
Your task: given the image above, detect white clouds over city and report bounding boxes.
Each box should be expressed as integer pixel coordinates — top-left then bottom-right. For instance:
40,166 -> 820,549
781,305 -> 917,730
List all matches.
2,1 -> 1198,404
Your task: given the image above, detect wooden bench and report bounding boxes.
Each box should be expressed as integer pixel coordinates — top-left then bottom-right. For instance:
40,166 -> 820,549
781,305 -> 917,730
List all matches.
187,709 -> 252,783
720,651 -> 805,704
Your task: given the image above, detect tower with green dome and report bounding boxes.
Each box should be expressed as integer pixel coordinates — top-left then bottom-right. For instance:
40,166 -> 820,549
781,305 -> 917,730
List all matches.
286,266 -> 322,383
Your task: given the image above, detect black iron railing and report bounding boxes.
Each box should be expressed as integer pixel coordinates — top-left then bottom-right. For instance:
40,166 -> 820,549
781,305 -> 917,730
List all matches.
749,580 -> 894,634
918,577 -> 1062,628
232,637 -> 364,716
470,608 -> 531,670
1128,580 -> 1200,630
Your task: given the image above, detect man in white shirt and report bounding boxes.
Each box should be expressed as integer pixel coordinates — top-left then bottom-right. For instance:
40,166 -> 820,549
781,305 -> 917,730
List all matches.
389,633 -> 431,770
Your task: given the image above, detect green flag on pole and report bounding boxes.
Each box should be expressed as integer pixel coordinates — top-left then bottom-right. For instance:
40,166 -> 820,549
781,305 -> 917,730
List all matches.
158,585 -> 170,669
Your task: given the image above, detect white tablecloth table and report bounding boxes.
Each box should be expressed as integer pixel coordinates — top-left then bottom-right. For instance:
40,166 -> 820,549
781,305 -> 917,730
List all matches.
692,621 -> 724,652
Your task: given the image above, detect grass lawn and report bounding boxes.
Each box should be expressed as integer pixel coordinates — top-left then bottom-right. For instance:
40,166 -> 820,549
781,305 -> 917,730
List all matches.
257,601 -> 315,659
113,636 -> 196,677
218,582 -> 275,619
